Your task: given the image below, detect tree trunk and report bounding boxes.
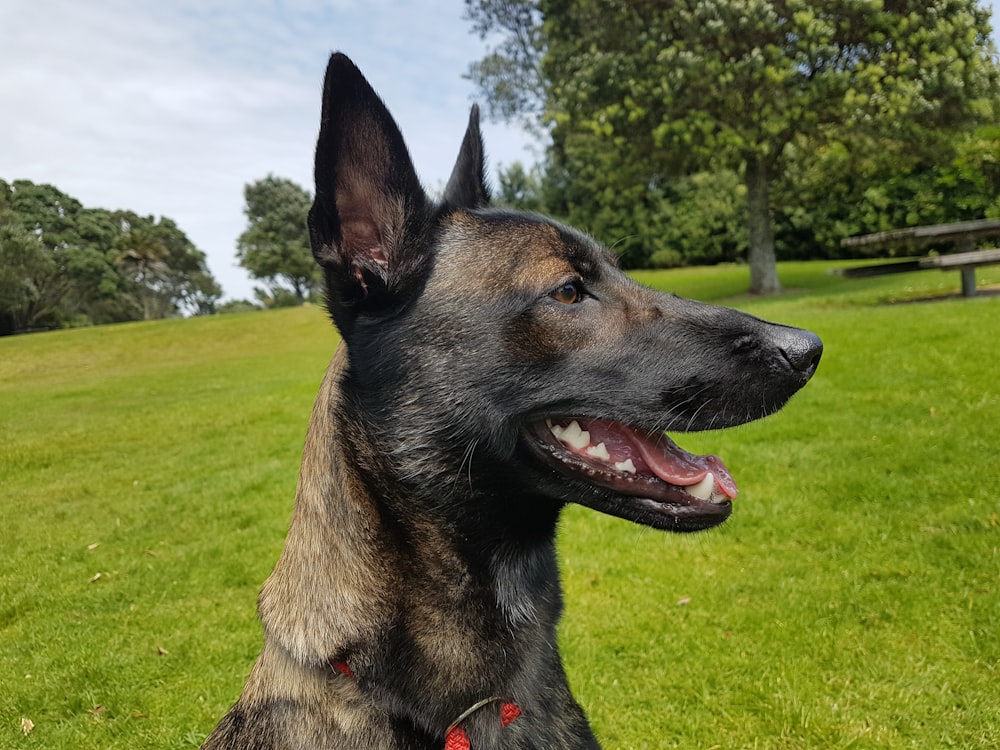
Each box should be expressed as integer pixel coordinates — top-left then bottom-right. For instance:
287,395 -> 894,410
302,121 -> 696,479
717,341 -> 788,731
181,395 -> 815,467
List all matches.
744,154 -> 782,295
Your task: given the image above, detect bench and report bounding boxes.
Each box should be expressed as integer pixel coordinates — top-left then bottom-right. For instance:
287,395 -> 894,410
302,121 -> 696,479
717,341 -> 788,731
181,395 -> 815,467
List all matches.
838,248 -> 1000,297
840,219 -> 1000,298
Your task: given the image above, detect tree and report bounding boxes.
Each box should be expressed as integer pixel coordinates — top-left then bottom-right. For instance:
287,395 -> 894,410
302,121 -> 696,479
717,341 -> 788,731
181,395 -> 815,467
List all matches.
0,180 -> 116,329
0,208 -> 53,335
113,213 -> 222,319
236,176 -> 320,303
466,0 -> 547,132
494,161 -> 549,213
468,0 -> 999,293
217,298 -> 262,314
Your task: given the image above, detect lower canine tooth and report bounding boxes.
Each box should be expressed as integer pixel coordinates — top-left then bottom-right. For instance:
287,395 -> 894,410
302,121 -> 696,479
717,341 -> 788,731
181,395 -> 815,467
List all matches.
689,473 -> 715,501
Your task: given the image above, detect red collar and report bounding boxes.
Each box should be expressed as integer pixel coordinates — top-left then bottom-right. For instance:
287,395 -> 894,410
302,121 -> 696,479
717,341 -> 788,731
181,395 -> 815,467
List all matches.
331,660 -> 521,749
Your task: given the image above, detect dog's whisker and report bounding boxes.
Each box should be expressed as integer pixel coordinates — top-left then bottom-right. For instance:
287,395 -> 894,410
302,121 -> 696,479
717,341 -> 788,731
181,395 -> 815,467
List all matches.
608,234 -> 640,252
457,438 -> 479,493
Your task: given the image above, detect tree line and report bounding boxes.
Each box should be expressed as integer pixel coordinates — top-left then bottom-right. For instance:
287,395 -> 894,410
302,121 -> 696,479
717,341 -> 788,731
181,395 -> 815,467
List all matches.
0,174 -> 325,335
0,179 -> 221,335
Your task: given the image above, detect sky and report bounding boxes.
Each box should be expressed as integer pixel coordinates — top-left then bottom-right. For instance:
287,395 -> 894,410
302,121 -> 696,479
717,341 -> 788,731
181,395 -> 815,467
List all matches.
2,1 -> 998,303
0,0 -> 539,302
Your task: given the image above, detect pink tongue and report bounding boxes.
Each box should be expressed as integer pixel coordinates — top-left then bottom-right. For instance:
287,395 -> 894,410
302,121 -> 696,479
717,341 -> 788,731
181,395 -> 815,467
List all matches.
635,435 -> 738,499
585,421 -> 738,499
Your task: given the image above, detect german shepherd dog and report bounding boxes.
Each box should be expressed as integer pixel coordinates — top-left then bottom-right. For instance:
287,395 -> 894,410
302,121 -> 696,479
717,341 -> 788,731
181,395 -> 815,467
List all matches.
203,53 -> 822,749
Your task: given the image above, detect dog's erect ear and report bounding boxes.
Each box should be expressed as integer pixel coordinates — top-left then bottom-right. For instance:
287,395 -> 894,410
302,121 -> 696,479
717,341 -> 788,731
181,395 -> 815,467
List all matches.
442,104 -> 491,210
307,53 -> 432,335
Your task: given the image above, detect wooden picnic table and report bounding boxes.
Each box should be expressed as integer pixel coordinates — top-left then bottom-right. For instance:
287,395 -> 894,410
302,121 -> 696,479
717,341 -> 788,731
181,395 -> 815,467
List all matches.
840,219 -> 1000,297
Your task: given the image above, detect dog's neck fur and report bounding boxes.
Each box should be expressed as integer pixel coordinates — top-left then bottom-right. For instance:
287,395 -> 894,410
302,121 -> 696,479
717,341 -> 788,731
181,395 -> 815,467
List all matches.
248,344 -> 575,743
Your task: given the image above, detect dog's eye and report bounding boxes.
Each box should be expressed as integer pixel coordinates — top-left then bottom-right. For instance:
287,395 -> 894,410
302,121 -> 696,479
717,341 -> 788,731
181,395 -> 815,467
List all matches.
551,280 -> 583,305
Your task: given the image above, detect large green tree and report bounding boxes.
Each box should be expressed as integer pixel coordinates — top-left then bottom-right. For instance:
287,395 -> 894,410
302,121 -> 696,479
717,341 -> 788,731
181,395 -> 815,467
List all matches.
468,0 -> 999,293
236,175 -> 320,303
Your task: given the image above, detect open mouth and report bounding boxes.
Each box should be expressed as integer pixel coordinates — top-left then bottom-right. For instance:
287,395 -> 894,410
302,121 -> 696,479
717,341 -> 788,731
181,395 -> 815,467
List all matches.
527,418 -> 737,531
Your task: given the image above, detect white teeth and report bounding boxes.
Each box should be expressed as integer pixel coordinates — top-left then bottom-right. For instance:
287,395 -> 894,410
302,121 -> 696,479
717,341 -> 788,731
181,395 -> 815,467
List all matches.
549,421 -> 629,472
586,442 -> 611,461
614,459 -> 637,474
546,421 -> 721,495
688,473 -> 716,501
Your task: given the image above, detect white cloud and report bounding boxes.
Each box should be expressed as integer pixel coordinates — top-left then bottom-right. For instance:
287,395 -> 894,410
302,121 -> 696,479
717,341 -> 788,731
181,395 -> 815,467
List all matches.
0,0 -> 538,301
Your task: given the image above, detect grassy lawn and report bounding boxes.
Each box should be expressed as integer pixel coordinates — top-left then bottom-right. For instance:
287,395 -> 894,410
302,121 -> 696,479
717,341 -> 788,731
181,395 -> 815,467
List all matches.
2,260 -> 998,748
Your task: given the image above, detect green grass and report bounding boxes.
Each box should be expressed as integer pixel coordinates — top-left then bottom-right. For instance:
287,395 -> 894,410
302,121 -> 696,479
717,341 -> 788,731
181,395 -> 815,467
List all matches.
2,262 -> 999,748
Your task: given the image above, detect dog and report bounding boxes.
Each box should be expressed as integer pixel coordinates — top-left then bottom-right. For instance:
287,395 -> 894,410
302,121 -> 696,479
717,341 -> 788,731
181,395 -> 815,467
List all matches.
202,53 -> 822,750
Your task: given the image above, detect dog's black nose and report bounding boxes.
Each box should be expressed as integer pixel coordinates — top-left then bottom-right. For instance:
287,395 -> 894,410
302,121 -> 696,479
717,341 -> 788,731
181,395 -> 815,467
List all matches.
775,327 -> 823,377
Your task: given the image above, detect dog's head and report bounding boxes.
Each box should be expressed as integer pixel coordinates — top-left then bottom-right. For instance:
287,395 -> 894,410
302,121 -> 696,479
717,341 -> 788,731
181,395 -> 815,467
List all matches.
307,54 -> 821,534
